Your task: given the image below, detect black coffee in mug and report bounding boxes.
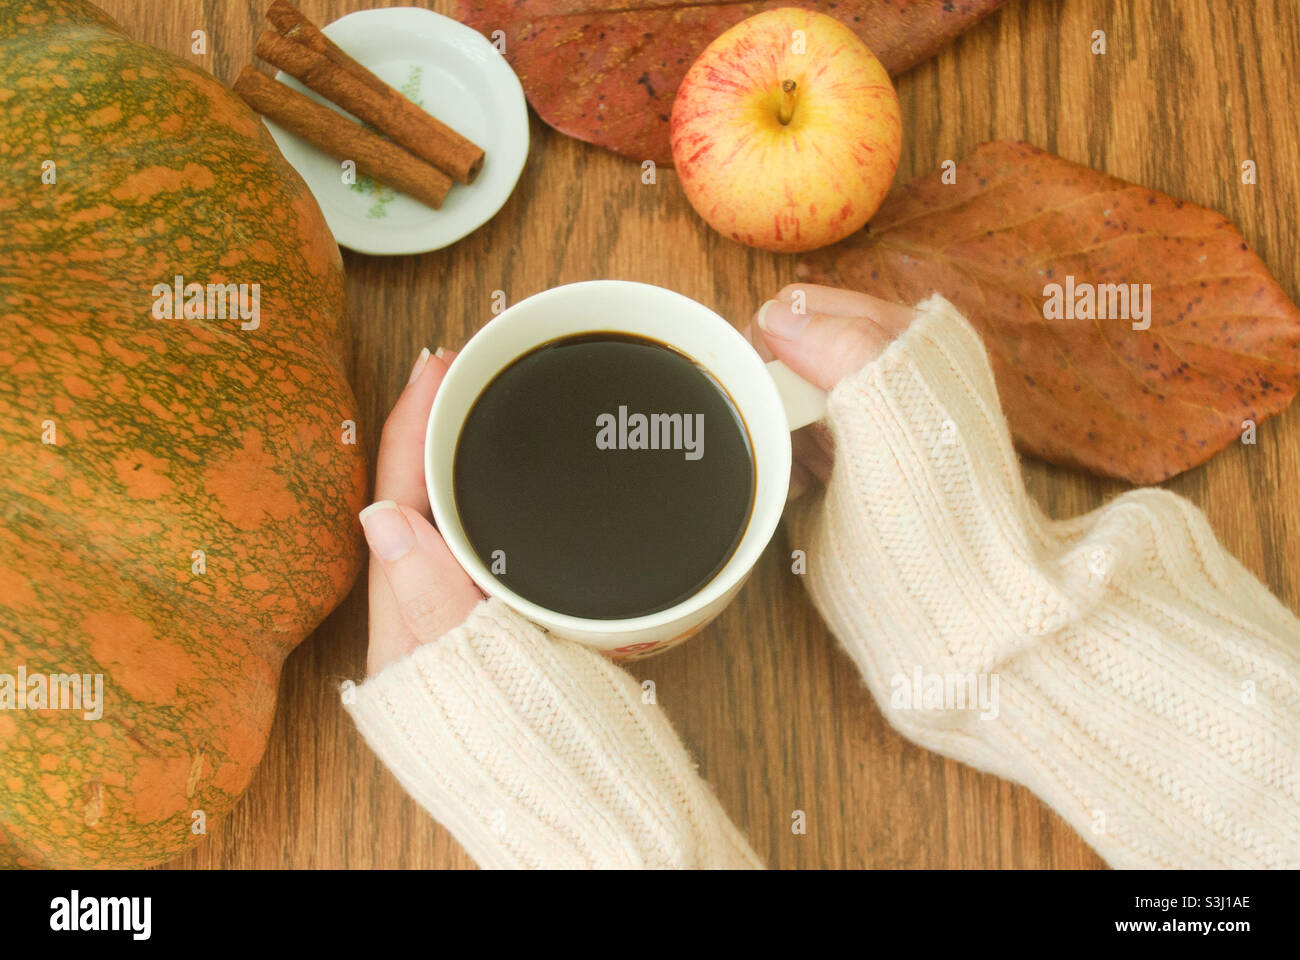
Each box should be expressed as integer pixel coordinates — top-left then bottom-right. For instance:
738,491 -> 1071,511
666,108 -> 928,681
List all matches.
452,332 -> 755,620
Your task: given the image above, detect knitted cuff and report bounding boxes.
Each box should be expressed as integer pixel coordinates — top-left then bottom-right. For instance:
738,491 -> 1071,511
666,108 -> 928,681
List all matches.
795,294 -> 1080,681
343,598 -> 762,869
793,294 -> 1300,868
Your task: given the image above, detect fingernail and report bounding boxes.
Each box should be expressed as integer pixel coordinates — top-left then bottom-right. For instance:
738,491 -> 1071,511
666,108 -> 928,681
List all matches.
757,299 -> 811,341
434,346 -> 446,359
359,500 -> 415,561
407,347 -> 431,385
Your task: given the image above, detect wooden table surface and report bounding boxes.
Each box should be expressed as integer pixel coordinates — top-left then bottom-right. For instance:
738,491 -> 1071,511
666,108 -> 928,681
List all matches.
95,0 -> 1300,869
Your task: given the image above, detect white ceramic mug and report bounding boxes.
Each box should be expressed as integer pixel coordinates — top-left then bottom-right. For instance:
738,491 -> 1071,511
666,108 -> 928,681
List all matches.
425,280 -> 826,660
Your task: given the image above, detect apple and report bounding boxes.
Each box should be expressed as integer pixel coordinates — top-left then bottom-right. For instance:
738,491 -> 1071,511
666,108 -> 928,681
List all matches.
669,8 -> 901,253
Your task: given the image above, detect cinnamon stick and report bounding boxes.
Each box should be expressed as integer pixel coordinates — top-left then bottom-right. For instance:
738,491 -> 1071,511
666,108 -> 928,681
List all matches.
232,66 -> 452,210
265,0 -> 387,93
259,3 -> 484,184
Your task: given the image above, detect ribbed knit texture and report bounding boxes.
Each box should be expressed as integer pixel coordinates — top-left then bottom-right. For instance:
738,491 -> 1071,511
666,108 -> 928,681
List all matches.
344,598 -> 763,868
345,293 -> 1299,869
789,294 -> 1300,869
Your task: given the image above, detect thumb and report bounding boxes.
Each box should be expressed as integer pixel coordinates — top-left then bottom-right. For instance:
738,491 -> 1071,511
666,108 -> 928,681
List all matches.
756,298 -> 896,391
359,500 -> 484,673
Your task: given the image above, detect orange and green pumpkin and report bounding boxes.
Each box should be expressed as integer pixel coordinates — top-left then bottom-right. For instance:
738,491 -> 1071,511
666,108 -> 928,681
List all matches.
0,0 -> 366,866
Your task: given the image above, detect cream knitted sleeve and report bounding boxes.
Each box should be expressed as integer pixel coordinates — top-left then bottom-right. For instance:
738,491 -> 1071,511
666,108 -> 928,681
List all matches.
793,293 -> 1300,868
342,597 -> 762,869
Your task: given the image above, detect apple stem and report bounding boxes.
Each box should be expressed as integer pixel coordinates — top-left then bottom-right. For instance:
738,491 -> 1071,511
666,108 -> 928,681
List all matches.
778,79 -> 797,125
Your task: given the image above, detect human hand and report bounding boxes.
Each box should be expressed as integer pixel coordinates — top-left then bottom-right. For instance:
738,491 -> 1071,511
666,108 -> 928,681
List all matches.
347,346 -> 765,870
359,348 -> 484,676
746,284 -> 919,499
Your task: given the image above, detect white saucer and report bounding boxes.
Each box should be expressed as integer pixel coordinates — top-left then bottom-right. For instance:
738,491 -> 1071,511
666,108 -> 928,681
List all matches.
262,7 -> 529,256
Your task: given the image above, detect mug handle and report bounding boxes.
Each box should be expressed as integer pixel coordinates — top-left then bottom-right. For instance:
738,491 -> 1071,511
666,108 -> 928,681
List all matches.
766,360 -> 828,431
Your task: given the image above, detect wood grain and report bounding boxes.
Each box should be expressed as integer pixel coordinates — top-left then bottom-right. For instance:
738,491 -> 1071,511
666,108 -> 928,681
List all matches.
89,0 -> 1300,869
